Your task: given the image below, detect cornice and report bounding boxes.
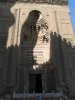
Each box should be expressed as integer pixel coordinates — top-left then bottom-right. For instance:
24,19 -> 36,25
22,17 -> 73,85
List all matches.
0,0 -> 68,5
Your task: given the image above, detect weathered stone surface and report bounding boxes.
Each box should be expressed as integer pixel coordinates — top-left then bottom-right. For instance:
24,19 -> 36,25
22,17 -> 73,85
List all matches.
0,2 -> 75,100
0,0 -> 68,5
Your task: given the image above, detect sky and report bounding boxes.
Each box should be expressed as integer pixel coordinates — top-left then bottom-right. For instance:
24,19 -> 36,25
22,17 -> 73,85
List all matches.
69,0 -> 75,32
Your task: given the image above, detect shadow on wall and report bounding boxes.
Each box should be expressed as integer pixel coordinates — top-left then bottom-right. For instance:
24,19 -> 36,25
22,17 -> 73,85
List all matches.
19,10 -> 50,93
50,32 -> 75,97
19,10 -> 41,93
0,5 -> 75,99
19,9 -> 75,97
0,2 -> 15,96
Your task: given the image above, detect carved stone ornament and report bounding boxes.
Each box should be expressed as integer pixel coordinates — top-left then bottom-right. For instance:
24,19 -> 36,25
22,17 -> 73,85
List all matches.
1,0 -> 68,5
21,10 -> 49,44
66,38 -> 75,47
37,18 -> 49,43
16,0 -> 68,5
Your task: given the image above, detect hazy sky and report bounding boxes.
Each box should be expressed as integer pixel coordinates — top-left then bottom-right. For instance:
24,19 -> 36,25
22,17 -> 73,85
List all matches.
69,0 -> 75,32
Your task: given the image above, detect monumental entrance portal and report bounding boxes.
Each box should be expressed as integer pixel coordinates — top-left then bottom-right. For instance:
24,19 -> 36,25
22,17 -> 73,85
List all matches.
0,0 -> 75,100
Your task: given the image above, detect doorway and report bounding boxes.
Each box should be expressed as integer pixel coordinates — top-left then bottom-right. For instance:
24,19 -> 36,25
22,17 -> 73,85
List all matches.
29,74 -> 42,93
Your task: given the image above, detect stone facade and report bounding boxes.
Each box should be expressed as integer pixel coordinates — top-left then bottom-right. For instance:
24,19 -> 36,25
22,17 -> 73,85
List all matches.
0,1 -> 75,100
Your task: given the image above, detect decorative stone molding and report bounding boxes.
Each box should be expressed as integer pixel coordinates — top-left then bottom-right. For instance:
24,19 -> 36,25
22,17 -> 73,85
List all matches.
66,38 -> 75,47
0,0 -> 68,5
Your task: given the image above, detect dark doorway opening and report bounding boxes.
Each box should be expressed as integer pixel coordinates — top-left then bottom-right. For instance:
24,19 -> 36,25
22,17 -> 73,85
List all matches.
29,74 -> 42,93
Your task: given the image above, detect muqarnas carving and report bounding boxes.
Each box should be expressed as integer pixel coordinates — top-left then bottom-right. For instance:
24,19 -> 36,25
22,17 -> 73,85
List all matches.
21,10 -> 49,44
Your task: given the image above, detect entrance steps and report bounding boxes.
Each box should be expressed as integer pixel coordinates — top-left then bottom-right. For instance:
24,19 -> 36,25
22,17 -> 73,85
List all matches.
0,93 -> 70,100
